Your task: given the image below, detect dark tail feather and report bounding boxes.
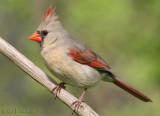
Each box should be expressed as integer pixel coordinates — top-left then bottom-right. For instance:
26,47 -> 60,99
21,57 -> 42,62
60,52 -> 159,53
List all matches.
113,76 -> 152,102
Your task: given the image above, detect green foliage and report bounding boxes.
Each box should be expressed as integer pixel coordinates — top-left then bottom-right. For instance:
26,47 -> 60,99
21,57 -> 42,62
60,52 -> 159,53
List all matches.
0,0 -> 159,116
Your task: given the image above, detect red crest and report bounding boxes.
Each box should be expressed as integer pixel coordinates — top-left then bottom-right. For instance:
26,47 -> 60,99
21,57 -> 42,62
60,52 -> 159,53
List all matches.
43,6 -> 56,21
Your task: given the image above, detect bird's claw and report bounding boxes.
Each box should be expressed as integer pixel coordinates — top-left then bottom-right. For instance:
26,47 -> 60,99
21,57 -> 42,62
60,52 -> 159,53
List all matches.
71,99 -> 84,114
52,82 -> 65,99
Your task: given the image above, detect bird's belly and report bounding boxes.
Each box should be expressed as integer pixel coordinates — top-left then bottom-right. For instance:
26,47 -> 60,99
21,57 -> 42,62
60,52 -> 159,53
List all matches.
41,48 -> 102,88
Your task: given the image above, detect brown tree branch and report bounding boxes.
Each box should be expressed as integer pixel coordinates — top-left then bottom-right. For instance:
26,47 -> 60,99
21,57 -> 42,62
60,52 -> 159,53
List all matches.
0,37 -> 99,116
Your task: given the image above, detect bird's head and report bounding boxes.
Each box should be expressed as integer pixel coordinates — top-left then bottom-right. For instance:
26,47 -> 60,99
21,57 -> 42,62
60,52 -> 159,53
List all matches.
28,6 -> 61,48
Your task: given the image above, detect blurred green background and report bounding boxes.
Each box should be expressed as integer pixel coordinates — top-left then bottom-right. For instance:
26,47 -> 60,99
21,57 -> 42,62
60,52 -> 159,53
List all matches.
0,0 -> 159,116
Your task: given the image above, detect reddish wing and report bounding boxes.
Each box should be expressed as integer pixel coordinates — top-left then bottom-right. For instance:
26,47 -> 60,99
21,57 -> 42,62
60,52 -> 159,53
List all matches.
68,48 -> 110,71
68,48 -> 152,102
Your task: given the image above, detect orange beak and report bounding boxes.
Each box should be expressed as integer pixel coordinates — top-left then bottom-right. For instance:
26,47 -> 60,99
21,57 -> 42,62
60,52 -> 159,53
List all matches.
28,32 -> 42,42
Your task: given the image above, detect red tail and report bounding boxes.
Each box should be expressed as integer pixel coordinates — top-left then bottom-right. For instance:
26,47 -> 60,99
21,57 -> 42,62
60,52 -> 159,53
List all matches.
113,77 -> 152,102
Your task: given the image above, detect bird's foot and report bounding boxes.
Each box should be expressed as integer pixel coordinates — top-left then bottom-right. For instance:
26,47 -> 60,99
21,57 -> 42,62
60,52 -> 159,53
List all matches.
72,98 -> 84,113
71,88 -> 87,113
52,82 -> 65,99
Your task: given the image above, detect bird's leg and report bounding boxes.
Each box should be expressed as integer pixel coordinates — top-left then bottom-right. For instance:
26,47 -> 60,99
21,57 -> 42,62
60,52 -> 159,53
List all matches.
52,82 -> 66,99
72,88 -> 87,112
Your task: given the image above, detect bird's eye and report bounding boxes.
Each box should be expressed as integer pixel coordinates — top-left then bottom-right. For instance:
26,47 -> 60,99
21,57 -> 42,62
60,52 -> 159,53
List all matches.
41,30 -> 48,36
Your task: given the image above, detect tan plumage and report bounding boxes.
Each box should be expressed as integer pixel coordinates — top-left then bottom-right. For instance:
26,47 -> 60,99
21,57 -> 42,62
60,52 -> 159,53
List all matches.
29,6 -> 152,111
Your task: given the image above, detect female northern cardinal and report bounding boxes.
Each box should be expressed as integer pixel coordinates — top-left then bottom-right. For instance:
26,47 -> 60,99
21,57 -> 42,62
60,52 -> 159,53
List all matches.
29,6 -> 152,111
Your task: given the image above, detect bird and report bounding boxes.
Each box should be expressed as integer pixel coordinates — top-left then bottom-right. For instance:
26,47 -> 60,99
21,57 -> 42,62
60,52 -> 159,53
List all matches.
28,6 -> 152,111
